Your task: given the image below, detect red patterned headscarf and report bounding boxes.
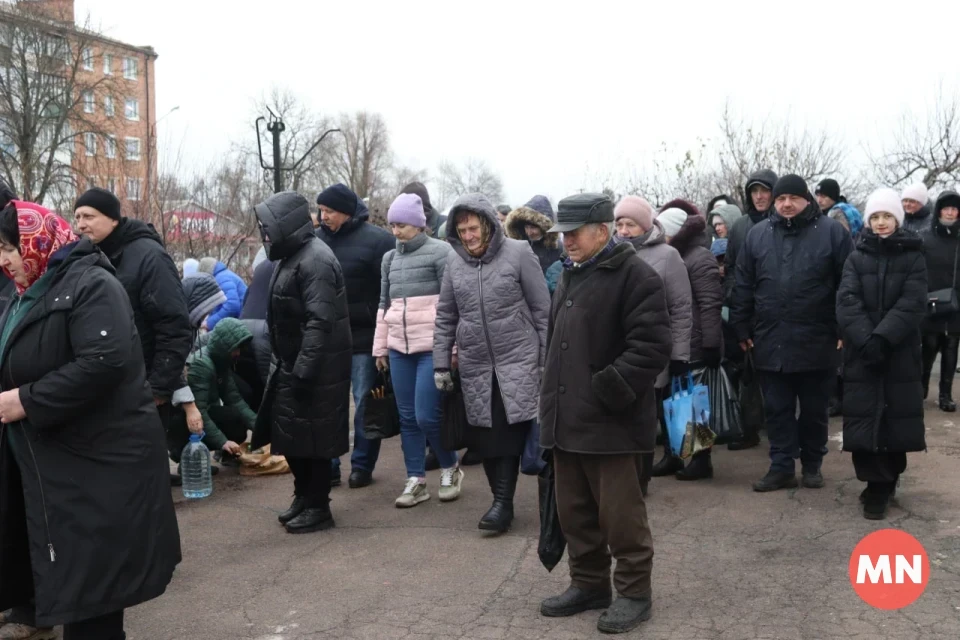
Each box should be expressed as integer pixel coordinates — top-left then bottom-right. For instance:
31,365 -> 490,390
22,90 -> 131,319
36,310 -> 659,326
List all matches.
4,201 -> 77,294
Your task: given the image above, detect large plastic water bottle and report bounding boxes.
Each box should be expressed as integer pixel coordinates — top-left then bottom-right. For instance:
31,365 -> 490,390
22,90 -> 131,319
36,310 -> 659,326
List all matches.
181,433 -> 213,499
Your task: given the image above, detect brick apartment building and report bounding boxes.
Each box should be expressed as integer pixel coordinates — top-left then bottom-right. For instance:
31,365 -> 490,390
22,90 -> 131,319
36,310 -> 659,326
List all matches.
1,0 -> 157,212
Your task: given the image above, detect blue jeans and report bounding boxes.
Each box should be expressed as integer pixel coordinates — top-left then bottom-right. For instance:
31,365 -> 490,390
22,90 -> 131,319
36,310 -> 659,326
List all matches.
332,354 -> 383,475
389,350 -> 458,477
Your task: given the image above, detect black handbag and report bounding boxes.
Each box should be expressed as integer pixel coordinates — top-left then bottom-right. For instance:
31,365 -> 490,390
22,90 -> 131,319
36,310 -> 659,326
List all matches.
928,243 -> 960,318
538,451 -> 566,572
364,371 -> 400,440
440,375 -> 469,451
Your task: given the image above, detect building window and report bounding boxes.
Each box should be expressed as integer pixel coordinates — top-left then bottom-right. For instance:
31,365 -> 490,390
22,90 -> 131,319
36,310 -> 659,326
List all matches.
82,47 -> 93,70
125,137 -> 141,161
126,177 -> 141,201
82,90 -> 94,113
122,57 -> 137,80
124,98 -> 139,121
103,53 -> 113,75
84,132 -> 96,156
104,95 -> 114,117
105,135 -> 116,159
107,177 -> 117,193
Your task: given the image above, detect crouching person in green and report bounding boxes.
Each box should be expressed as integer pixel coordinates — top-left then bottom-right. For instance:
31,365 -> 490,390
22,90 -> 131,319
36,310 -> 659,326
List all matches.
169,317 -> 255,462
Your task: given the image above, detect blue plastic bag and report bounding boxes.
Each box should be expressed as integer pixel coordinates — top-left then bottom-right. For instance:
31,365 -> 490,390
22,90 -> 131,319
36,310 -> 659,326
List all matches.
521,419 -> 547,476
664,376 -> 693,457
690,370 -> 710,428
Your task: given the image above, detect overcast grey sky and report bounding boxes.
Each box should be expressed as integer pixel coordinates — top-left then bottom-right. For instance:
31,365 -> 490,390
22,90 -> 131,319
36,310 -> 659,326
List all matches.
77,0 -> 959,207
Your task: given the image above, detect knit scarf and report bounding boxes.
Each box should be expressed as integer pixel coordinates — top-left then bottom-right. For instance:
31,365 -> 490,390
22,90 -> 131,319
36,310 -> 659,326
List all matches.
5,205 -> 77,294
563,237 -> 618,271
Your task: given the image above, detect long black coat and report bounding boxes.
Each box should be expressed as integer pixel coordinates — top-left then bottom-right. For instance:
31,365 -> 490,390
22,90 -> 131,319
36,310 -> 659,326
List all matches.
731,203 -> 854,373
251,192 -> 352,460
837,230 -> 927,453
669,213 -> 724,362
0,241 -> 180,626
97,218 -> 193,398
920,191 -> 960,334
316,201 -> 395,354
540,242 -> 672,454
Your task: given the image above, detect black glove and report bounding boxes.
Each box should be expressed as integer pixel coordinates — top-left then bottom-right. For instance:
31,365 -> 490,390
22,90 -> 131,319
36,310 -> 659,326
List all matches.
702,348 -> 722,369
860,336 -> 890,369
291,376 -> 312,400
669,360 -> 690,376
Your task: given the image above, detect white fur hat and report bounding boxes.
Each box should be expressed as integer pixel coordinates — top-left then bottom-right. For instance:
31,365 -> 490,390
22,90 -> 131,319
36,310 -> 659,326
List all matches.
900,183 -> 929,206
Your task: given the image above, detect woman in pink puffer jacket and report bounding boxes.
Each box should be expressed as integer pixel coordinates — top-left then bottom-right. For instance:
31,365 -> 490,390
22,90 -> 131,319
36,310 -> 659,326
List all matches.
372,193 -> 463,509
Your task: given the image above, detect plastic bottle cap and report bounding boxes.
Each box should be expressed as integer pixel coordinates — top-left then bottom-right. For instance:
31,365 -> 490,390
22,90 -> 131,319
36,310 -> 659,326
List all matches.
189,434 -> 202,442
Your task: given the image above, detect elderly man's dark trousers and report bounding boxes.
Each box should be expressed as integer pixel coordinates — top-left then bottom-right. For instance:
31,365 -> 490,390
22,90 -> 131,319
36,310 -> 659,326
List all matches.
760,369 -> 832,474
553,449 -> 653,598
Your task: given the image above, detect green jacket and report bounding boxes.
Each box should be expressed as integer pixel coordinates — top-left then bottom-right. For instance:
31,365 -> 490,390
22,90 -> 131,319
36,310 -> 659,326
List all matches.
187,317 -> 257,449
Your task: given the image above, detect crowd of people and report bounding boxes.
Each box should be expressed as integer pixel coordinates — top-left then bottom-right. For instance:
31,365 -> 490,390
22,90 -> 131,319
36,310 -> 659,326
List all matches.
0,165 -> 953,636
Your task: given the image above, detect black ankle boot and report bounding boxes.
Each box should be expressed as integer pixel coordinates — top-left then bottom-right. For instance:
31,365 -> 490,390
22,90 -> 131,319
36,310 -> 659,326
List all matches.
278,495 -> 306,524
479,457 -> 518,533
651,449 -> 683,477
939,393 -> 957,412
675,450 -> 713,481
285,506 -> 335,533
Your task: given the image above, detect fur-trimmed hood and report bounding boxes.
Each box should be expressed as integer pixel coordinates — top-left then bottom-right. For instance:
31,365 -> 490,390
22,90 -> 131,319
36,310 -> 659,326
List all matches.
503,206 -> 559,249
668,210 -> 708,256
660,198 -> 702,220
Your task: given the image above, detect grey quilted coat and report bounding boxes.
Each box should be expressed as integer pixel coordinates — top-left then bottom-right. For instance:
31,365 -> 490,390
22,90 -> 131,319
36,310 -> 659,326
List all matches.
434,193 -> 551,427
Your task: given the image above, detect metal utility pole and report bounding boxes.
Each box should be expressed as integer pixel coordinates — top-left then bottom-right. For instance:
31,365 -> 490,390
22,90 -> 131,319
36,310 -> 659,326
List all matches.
256,109 -> 340,194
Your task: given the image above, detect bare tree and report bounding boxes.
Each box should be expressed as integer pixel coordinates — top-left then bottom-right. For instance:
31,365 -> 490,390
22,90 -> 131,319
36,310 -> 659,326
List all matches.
436,158 -> 503,209
869,86 -> 960,191
326,110 -> 393,201
0,6 -> 122,208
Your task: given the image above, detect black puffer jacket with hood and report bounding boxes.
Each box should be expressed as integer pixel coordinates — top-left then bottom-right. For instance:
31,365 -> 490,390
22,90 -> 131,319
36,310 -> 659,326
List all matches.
251,192 -> 352,460
724,169 -> 778,303
920,190 -> 960,334
903,204 -> 933,235
503,195 -> 562,274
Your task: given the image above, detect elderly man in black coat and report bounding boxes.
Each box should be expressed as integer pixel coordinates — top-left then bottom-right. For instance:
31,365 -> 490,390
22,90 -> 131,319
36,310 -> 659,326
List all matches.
539,193 -> 671,635
252,191 -> 353,534
316,183 -> 395,489
731,175 -> 853,492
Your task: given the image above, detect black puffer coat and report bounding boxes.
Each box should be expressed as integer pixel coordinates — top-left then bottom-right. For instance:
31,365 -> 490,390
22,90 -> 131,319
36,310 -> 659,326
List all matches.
837,230 -> 927,453
920,190 -> 960,334
669,213 -> 724,362
0,240 -> 180,626
731,202 -> 854,373
724,169 -> 778,303
902,204 -> 933,235
241,258 -> 275,321
251,192 -> 352,460
97,218 -> 193,398
316,199 -> 395,353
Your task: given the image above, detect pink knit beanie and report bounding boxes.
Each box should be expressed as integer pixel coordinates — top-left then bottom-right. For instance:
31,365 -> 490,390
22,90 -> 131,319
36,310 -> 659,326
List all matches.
614,196 -> 655,231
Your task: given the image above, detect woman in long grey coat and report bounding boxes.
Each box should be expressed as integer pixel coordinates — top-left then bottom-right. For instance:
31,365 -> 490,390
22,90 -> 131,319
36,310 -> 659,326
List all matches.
434,193 -> 551,533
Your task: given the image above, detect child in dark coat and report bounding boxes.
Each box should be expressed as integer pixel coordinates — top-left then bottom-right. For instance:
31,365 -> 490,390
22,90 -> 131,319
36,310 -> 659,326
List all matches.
836,188 -> 927,520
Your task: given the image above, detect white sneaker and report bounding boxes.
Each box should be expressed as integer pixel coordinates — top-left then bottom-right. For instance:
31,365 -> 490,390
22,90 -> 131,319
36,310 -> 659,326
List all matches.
395,477 -> 430,508
438,466 -> 464,502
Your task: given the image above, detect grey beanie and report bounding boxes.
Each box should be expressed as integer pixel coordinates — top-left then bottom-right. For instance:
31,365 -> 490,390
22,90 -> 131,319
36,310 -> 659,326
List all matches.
182,274 -> 226,328
198,257 -> 218,275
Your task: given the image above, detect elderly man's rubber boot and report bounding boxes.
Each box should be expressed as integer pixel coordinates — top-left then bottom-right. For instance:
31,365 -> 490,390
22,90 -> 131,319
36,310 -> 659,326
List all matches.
540,586 -> 612,618
597,596 -> 652,634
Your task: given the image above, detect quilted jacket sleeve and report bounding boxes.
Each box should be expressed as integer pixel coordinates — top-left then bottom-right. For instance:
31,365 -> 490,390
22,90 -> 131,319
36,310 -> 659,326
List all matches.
872,253 -> 928,348
433,256 -> 459,370
518,244 -> 551,367
292,253 -> 341,382
689,248 -> 724,351
662,248 -> 692,361
372,250 -> 394,358
187,355 -> 228,450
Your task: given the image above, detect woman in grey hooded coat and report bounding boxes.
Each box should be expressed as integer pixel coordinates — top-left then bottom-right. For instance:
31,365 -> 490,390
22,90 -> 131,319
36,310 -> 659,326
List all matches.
433,193 -> 551,533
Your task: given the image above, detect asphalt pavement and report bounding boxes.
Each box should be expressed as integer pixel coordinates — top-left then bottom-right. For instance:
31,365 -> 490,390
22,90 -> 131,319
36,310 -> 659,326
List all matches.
121,384 -> 960,640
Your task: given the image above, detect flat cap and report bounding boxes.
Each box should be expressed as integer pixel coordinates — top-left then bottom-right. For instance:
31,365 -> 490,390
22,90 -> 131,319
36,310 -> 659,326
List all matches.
550,193 -> 615,233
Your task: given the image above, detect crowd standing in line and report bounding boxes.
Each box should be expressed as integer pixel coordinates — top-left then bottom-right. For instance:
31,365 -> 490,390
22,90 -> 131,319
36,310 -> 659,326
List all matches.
0,161 -> 951,635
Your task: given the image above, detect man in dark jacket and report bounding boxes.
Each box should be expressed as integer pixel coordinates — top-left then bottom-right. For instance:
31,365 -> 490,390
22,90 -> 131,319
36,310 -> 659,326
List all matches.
401,181 -> 446,237
901,183 -> 933,235
240,257 -> 276,321
539,193 -> 671,635
74,188 -> 194,432
731,175 -> 854,492
722,168 -> 777,450
316,183 -> 396,488
251,191 -> 352,535
815,178 -> 844,214
503,195 -> 563,274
